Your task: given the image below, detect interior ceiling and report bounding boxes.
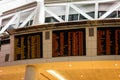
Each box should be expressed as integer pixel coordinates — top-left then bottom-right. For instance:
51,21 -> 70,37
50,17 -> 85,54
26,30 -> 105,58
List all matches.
44,0 -> 97,3
0,60 -> 120,80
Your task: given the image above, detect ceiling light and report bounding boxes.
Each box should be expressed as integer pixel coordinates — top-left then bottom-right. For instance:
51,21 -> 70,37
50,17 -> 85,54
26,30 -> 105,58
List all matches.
118,75 -> 120,77
21,78 -> 24,80
47,70 -> 65,80
0,70 -> 3,72
80,75 -> 83,77
115,64 -> 118,66
68,64 -> 72,67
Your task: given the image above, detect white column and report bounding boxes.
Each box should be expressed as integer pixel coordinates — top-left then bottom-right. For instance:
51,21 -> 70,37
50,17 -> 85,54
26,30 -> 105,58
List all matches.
33,0 -> 45,25
65,3 -> 70,22
14,13 -> 20,29
0,18 -> 2,28
95,1 -> 98,19
24,65 -> 38,80
0,12 -> 3,30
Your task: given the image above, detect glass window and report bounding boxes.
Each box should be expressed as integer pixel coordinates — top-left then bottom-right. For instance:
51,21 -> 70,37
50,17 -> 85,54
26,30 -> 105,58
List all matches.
98,11 -> 106,18
69,14 -> 78,21
87,12 -> 95,18
30,20 -> 33,25
118,11 -> 120,18
45,17 -> 59,23
107,11 -> 117,18
79,14 -> 87,20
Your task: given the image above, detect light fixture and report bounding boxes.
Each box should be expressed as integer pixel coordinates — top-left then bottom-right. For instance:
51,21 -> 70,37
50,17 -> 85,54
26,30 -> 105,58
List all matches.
47,70 -> 65,80
80,75 -> 83,77
115,63 -> 118,66
21,78 -> 24,80
68,64 -> 72,67
118,74 -> 120,77
0,70 -> 3,72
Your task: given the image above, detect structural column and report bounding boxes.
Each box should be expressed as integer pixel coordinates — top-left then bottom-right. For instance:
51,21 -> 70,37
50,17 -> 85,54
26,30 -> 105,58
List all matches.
0,12 -> 2,26
86,27 -> 97,56
24,65 -> 38,80
33,0 -> 45,25
95,1 -> 98,19
43,30 -> 52,58
10,35 -> 15,61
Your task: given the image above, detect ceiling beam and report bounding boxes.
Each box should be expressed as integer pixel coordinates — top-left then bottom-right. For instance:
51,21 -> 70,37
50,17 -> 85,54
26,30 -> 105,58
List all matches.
65,3 -> 70,22
45,0 -> 116,7
45,7 -> 64,22
1,7 -> 35,20
99,1 -> 120,19
70,4 -> 93,20
13,13 -> 20,29
95,1 -> 99,19
18,10 -> 36,28
0,14 -> 18,34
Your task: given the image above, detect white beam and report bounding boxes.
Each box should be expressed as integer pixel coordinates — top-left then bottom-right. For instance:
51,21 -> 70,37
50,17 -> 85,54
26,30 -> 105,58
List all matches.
97,0 -> 116,3
45,7 -> 64,22
45,0 -> 116,7
95,1 -> 99,19
45,1 -> 95,7
65,3 -> 70,22
0,14 -> 18,34
99,1 -> 120,19
70,4 -> 93,20
1,7 -> 35,19
72,0 -> 116,4
0,12 -> 2,29
14,13 -> 20,29
33,0 -> 45,25
45,3 -> 67,7
18,10 -> 35,28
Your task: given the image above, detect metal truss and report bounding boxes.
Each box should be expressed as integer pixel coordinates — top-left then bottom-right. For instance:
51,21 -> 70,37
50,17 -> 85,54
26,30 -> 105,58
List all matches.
0,0 -> 119,34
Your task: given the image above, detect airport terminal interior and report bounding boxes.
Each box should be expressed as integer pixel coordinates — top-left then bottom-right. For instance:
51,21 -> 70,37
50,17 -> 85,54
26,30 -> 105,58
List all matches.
0,0 -> 120,80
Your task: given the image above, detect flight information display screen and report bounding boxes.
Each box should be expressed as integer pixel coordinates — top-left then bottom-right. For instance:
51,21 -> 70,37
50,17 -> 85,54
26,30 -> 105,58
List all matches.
14,33 -> 43,60
52,28 -> 86,57
97,27 -> 120,55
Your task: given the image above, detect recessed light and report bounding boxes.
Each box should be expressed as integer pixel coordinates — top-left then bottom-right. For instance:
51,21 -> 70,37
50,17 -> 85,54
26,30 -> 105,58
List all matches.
115,64 -> 118,66
118,75 -> 120,77
80,75 -> 83,77
68,64 -> 72,67
0,70 -> 3,72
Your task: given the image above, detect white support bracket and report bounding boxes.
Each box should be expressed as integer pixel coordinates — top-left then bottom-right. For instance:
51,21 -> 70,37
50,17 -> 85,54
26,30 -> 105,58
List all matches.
65,3 -> 70,22
45,7 -> 64,22
70,4 -> 93,20
0,14 -> 18,34
14,13 -> 20,29
33,0 -> 45,25
99,1 -> 120,19
95,1 -> 99,19
18,10 -> 36,28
